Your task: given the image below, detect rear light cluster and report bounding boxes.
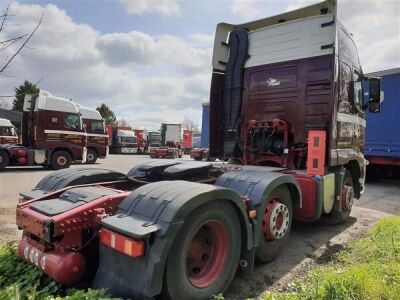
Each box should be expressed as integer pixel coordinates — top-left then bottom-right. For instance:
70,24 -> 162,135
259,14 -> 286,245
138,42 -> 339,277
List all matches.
100,228 -> 144,258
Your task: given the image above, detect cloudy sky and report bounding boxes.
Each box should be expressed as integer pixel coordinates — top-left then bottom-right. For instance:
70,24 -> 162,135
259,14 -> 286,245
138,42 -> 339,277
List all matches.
0,0 -> 399,129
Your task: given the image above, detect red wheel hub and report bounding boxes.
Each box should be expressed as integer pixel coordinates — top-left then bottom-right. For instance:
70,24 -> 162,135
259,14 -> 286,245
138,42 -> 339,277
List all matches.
57,156 -> 66,166
262,199 -> 290,241
186,221 -> 228,288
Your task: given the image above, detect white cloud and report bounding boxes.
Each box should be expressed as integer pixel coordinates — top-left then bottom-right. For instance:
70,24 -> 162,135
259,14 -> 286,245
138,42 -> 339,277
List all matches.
0,2 -> 212,128
231,0 -> 262,20
190,34 -> 215,45
119,0 -> 181,16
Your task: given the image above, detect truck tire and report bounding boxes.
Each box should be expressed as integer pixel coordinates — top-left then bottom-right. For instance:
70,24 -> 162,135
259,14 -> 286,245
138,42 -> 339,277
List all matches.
256,186 -> 292,263
86,148 -> 98,164
320,170 -> 354,225
0,150 -> 10,169
162,201 -> 241,300
50,151 -> 71,170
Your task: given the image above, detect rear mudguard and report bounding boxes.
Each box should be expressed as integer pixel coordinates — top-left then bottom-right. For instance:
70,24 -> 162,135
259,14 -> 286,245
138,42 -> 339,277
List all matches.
93,180 -> 252,299
215,169 -> 302,251
20,168 -> 127,200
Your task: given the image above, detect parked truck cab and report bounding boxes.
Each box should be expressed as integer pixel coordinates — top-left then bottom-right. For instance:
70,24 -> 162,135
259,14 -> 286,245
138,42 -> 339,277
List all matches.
15,1 -> 383,299
0,90 -> 87,169
0,118 -> 18,144
78,105 -> 108,164
209,0 -> 381,199
147,130 -> 161,148
110,127 -> 138,154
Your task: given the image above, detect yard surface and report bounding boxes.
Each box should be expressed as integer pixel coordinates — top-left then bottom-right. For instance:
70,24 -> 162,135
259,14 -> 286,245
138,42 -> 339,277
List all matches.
0,154 -> 399,299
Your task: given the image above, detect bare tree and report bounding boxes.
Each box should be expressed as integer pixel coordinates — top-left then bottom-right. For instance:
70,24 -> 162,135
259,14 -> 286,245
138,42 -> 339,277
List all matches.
0,4 -> 43,74
182,116 -> 199,132
117,119 -> 131,127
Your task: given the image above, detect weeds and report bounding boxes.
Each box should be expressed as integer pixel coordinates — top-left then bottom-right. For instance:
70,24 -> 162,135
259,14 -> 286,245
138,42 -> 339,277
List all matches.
263,217 -> 400,300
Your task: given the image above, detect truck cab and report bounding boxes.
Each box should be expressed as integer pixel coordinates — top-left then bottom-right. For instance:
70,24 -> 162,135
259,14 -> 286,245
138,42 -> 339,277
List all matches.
149,124 -> 183,158
110,127 -> 138,154
0,90 -> 87,169
209,0 -> 381,197
77,105 -> 108,164
0,118 -> 18,144
147,131 -> 161,149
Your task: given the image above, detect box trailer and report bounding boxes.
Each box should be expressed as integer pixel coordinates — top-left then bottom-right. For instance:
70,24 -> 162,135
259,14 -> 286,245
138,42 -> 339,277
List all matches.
149,123 -> 183,158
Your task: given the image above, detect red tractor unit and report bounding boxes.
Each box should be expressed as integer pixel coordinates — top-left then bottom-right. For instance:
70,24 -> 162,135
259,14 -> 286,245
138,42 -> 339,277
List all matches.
16,1 -> 382,299
0,91 -> 87,170
134,129 -> 147,154
149,123 -> 183,158
0,118 -> 18,144
182,129 -> 193,154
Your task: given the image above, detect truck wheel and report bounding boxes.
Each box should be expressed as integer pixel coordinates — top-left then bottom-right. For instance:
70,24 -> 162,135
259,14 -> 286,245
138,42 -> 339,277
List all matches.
256,186 -> 292,263
0,150 -> 10,169
50,151 -> 71,170
86,149 -> 98,164
320,170 -> 354,225
162,201 -> 241,300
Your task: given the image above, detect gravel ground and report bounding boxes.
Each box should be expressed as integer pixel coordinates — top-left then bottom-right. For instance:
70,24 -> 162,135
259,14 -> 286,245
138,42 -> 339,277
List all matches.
0,154 -> 399,299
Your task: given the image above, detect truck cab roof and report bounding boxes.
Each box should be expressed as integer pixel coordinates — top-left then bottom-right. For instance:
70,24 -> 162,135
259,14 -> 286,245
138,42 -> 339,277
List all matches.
0,118 -> 14,127
76,104 -> 103,121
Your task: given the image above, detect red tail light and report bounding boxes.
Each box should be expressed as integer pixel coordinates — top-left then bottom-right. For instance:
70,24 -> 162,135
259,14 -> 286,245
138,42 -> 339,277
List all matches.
100,228 -> 144,258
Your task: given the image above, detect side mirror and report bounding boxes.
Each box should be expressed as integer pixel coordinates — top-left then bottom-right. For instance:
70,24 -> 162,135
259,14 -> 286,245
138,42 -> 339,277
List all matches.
369,102 -> 380,113
368,77 -> 382,103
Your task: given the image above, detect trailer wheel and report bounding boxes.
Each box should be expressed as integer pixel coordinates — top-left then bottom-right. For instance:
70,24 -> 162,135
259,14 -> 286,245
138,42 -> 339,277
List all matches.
86,149 -> 98,164
256,186 -> 292,263
162,201 -> 241,300
320,170 -> 354,225
0,150 -> 10,169
50,151 -> 71,170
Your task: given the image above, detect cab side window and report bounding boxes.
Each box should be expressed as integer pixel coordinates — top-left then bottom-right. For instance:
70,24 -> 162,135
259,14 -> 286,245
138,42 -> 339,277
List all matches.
338,61 -> 351,113
91,120 -> 104,133
353,70 -> 363,109
64,114 -> 81,129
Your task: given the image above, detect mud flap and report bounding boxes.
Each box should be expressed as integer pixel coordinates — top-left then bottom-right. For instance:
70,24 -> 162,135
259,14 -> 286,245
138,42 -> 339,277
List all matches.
20,168 -> 126,200
93,180 -> 252,298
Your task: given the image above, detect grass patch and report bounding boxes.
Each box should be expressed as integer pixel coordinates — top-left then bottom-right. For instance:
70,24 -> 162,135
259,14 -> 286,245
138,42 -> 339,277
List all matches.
0,242 -> 114,299
263,217 -> 400,300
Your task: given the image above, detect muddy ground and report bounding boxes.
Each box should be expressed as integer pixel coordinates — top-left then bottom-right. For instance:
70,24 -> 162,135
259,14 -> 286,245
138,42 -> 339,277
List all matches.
0,155 -> 399,299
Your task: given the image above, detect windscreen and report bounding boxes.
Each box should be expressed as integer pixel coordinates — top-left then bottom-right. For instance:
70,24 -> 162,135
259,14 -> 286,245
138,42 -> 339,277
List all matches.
120,136 -> 137,144
148,133 -> 161,142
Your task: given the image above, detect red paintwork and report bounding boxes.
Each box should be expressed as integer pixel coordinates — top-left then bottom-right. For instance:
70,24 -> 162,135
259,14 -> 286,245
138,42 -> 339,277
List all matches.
182,130 -> 193,150
292,173 -> 318,220
306,131 -> 326,176
17,188 -> 130,250
133,129 -> 147,153
243,119 -> 289,167
190,148 -> 208,160
0,136 -> 18,144
366,156 -> 400,166
186,221 -> 228,288
33,109 -> 86,161
18,236 -> 86,285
